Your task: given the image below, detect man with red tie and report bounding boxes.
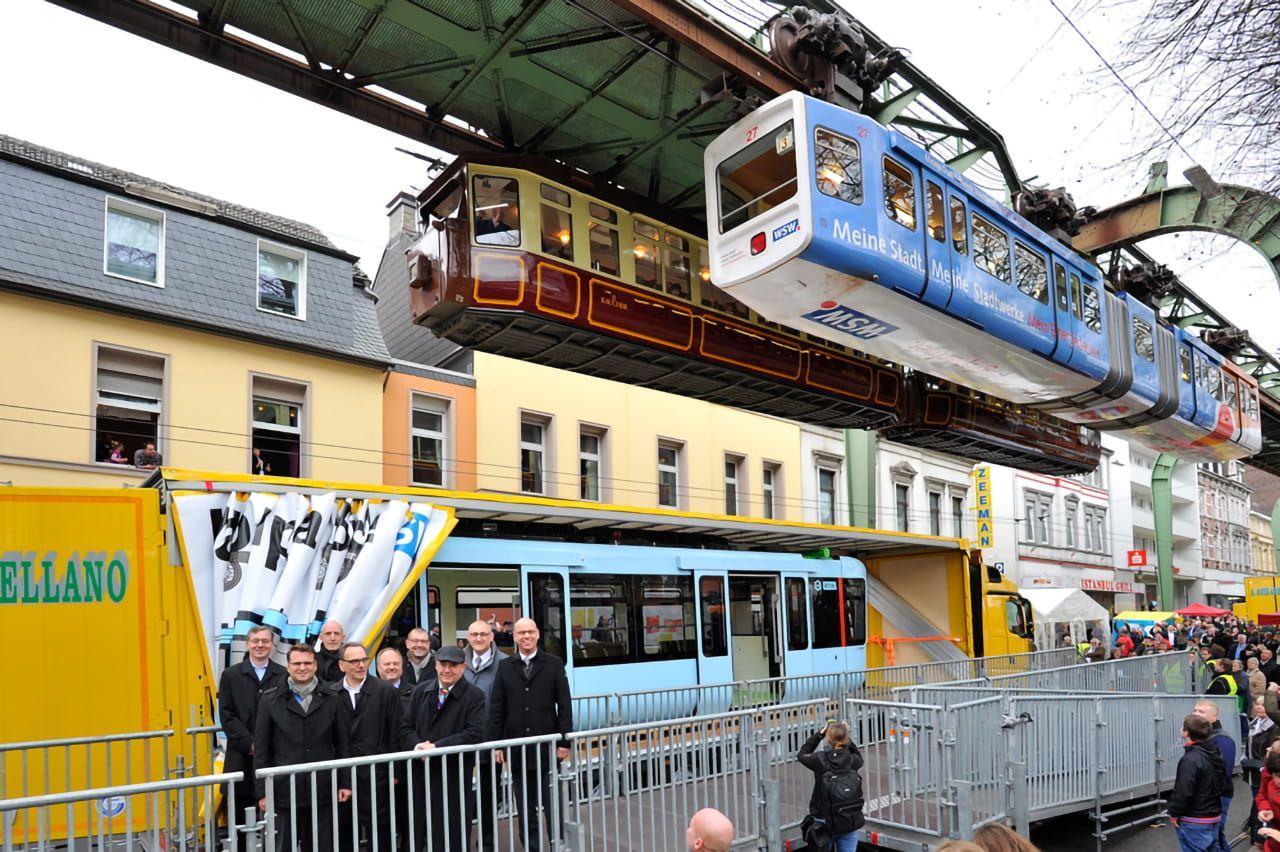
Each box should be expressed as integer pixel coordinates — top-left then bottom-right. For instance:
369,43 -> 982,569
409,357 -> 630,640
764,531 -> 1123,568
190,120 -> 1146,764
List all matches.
400,645 -> 486,851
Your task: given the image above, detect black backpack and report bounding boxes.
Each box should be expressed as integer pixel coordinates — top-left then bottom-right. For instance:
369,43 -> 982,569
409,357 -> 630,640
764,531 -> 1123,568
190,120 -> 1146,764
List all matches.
820,765 -> 864,835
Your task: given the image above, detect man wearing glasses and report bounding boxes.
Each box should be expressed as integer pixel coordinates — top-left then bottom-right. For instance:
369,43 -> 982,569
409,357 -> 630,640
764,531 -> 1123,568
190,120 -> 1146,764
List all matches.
255,644 -> 351,852
336,642 -> 403,852
218,625 -> 285,827
463,619 -> 508,851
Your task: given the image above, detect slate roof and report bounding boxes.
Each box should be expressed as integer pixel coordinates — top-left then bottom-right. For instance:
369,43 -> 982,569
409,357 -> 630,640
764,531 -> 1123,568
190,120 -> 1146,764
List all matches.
0,134 -> 390,365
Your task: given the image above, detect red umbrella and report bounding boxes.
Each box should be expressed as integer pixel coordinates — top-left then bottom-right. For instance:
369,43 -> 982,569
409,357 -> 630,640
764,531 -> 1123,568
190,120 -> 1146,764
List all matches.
1176,603 -> 1231,617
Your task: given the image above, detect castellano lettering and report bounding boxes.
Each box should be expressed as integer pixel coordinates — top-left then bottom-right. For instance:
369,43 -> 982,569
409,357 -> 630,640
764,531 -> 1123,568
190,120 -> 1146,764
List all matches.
0,550 -> 129,604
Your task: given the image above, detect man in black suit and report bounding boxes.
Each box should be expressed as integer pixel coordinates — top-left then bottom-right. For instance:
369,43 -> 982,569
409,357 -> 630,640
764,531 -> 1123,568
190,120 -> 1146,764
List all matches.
335,642 -> 403,852
316,620 -> 346,683
375,646 -> 414,705
255,644 -> 351,852
218,625 -> 286,826
488,617 -> 573,852
401,627 -> 435,688
401,645 -> 487,852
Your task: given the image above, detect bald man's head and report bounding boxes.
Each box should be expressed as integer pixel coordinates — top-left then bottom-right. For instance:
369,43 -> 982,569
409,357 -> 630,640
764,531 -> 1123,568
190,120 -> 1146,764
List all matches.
513,618 -> 540,655
686,808 -> 733,852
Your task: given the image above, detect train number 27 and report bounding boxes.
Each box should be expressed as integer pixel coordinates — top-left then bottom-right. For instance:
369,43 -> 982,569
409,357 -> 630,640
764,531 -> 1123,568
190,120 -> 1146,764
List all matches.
745,126 -> 759,143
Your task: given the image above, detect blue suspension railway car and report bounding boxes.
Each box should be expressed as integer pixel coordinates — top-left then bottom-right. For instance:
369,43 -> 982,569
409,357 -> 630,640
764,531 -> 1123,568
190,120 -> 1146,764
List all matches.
407,154 -> 1099,474
704,92 -> 1263,463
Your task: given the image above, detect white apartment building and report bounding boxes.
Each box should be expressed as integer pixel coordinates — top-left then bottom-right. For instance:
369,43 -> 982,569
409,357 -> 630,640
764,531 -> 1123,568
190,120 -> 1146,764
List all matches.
876,439 -> 973,539
1197,459 -> 1253,607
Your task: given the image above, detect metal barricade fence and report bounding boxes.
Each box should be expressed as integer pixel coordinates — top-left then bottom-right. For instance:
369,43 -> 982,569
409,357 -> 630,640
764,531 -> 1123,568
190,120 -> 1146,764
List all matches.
986,652 -> 1192,693
982,647 -> 1082,677
948,697 -> 1007,832
0,729 -> 174,805
844,698 -> 949,837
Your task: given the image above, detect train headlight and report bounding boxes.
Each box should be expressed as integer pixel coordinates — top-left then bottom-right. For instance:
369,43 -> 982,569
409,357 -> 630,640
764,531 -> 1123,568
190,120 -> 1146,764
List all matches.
750,232 -> 767,255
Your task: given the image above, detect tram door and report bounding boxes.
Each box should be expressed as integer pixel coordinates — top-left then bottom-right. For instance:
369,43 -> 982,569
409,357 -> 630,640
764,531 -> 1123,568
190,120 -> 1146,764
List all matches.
728,575 -> 782,682
694,571 -> 733,687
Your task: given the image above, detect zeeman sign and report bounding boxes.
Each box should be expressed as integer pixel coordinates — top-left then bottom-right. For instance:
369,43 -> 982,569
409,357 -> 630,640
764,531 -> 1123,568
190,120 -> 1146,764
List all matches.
0,551 -> 130,604
973,466 -> 994,549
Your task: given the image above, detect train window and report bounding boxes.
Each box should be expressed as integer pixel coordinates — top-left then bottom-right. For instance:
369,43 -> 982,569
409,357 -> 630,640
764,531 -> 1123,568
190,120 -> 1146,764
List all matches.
428,180 -> 462,222
814,128 -> 863,204
925,182 -> 945,242
633,220 -> 660,289
882,158 -> 917,230
844,578 -> 866,646
638,575 -> 696,661
571,579 -> 633,667
1013,242 -> 1048,303
527,572 -> 567,660
811,579 -> 843,648
949,197 -> 968,255
588,204 -> 621,276
1070,273 -> 1083,320
1180,344 -> 1193,383
716,119 -> 797,232
700,575 -> 728,657
1053,263 -> 1069,313
1224,374 -> 1238,408
1132,317 -> 1155,362
663,232 -> 692,299
1081,284 -> 1102,333
786,578 -> 809,651
1208,366 -> 1223,402
472,175 -> 521,247
699,260 -> 750,319
539,183 -> 574,261
971,213 -> 1010,283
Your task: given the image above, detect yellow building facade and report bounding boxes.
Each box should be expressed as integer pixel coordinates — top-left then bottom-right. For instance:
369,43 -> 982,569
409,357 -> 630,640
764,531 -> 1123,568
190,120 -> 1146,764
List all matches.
1253,510 -> 1277,575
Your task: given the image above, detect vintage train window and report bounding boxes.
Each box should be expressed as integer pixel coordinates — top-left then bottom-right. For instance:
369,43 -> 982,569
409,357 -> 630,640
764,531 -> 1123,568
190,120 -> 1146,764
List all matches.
539,183 -> 574,261
843,578 -> 866,646
882,157 -> 917,230
1132,317 -> 1155,362
971,213 -> 1010,282
1014,241 -> 1048,303
1180,344 -> 1193,383
811,579 -> 843,649
1054,263 -> 1069,313
527,572 -> 567,660
588,204 -> 620,276
786,578 -> 809,651
716,119 -> 797,232
633,220 -> 660,289
814,127 -> 862,204
698,242 -> 749,318
663,231 -> 692,299
472,175 -> 520,247
639,575 -> 696,661
949,197 -> 968,255
699,575 -> 728,657
428,180 -> 462,223
1081,284 -> 1102,333
571,579 -> 632,667
1070,273 -> 1084,320
925,182 -> 945,242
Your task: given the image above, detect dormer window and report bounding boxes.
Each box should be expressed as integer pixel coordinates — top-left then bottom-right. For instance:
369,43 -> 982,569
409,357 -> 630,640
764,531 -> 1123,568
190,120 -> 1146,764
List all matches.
257,240 -> 306,319
104,197 -> 164,286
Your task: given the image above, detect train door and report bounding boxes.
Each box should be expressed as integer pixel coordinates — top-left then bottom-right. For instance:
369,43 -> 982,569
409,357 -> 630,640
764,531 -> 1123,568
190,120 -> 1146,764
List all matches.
808,573 -> 844,675
520,566 -> 571,675
919,170 -> 954,311
728,574 -> 782,681
781,574 -> 813,677
1048,259 -> 1076,365
841,558 -> 869,672
694,570 -> 733,686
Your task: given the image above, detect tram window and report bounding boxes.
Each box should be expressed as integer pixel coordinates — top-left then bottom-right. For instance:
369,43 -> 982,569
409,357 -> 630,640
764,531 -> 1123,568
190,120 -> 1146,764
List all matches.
633,220 -> 660,289
786,578 -> 809,651
1132,317 -> 1155,362
571,578 -> 633,667
588,203 -> 621,276
639,575 -> 696,661
925,182 -> 945,242
1224,374 -> 1238,408
472,175 -> 520,246
844,578 -> 866,646
1014,241 -> 1048,303
527,572 -> 567,660
539,183 -> 574,261
1054,263 -> 1069,313
716,119 -> 797,232
1081,284 -> 1102,333
429,180 -> 462,222
814,127 -> 862,204
882,157 -> 917,230
949,197 -> 968,255
663,232 -> 692,299
811,579 -> 843,649
1208,366 -> 1223,401
971,213 -> 1010,283
1070,273 -> 1084,320
700,576 -> 728,657
1180,344 -> 1193,383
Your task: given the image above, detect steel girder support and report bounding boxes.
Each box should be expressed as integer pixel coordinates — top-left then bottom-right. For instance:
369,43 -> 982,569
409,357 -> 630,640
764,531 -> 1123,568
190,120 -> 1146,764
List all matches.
1152,453 -> 1178,609
845,429 -> 876,528
432,0 -> 553,117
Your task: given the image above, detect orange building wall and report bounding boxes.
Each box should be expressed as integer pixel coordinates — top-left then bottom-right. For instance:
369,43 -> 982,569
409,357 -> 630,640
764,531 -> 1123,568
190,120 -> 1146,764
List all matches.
382,371 -> 477,491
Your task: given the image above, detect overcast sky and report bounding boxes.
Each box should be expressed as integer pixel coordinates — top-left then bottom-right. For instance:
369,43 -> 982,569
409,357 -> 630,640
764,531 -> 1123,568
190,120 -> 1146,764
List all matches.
2,0 -> 1276,353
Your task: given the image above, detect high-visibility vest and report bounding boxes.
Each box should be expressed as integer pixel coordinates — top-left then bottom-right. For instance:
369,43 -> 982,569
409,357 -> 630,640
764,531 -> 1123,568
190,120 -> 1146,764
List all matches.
1212,673 -> 1246,712
1077,642 -> 1091,657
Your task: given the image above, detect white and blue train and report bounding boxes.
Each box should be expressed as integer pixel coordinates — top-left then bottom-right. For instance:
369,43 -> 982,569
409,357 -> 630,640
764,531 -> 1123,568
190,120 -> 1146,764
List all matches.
704,92 -> 1262,463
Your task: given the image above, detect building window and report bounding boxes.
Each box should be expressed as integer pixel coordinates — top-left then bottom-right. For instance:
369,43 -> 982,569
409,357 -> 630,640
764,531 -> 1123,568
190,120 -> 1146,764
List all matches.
579,427 -> 605,502
928,489 -> 942,536
103,198 -> 164,286
762,463 -> 780,520
257,241 -> 306,319
410,395 -> 449,487
895,483 -> 910,532
951,492 -> 965,538
520,416 -> 550,495
1083,505 -> 1108,553
724,455 -> 742,516
94,346 -> 164,465
251,375 -> 306,478
658,440 -> 682,508
1064,498 -> 1078,549
1023,491 -> 1053,545
818,465 -> 839,525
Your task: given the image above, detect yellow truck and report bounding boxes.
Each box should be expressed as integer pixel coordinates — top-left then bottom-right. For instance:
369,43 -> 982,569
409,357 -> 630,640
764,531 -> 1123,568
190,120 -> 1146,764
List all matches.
1240,575 -> 1280,626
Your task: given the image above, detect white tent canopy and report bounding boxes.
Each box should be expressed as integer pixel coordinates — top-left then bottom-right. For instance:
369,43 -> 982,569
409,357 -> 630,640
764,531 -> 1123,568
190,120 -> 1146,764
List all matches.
1021,588 -> 1112,651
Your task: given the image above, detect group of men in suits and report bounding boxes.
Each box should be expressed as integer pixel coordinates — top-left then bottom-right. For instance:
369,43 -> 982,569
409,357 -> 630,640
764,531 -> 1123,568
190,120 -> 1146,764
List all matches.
217,616 -> 573,851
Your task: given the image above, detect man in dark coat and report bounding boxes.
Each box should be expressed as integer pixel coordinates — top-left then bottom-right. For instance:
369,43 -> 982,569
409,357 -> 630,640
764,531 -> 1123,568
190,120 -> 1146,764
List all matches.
401,627 -> 435,688
1169,713 -> 1227,850
218,625 -> 286,825
463,619 -> 508,851
400,645 -> 487,852
255,644 -> 352,852
488,618 -> 573,852
316,620 -> 346,683
335,642 -> 403,852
